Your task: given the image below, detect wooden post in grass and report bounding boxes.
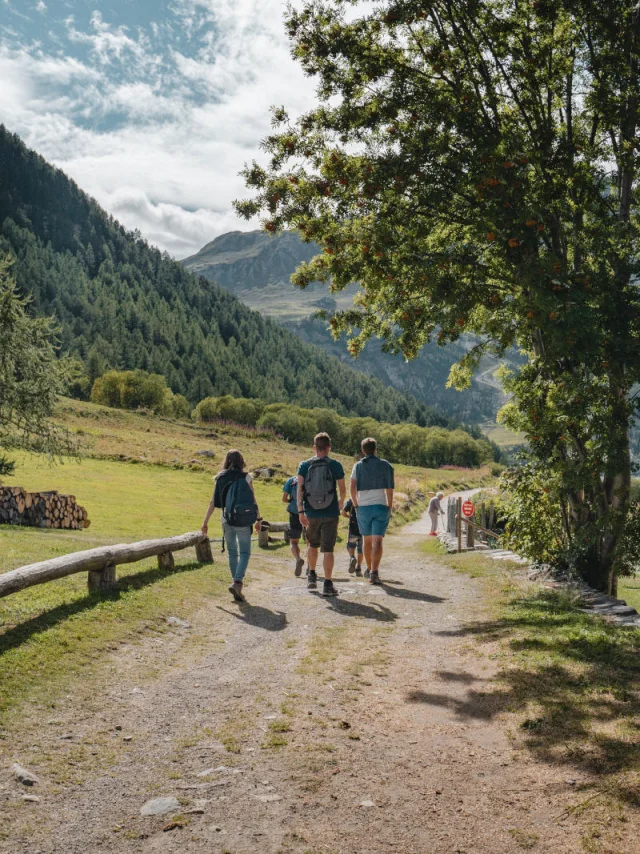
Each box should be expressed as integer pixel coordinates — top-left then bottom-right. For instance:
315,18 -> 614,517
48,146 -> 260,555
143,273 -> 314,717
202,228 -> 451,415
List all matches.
466,517 -> 475,548
88,563 -> 116,592
258,524 -> 270,549
158,552 -> 175,571
457,497 -> 462,553
195,539 -> 214,563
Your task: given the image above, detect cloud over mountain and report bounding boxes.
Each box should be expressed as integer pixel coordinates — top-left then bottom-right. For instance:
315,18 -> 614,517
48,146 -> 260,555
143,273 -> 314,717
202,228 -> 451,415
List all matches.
0,0 -> 316,256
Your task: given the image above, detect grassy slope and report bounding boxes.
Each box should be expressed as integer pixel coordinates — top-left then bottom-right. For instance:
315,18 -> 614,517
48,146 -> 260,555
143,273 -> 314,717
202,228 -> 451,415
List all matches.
0,398 -> 496,731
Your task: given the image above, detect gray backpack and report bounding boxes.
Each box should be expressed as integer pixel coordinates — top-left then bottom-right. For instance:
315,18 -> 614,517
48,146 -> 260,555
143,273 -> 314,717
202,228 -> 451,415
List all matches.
304,457 -> 336,510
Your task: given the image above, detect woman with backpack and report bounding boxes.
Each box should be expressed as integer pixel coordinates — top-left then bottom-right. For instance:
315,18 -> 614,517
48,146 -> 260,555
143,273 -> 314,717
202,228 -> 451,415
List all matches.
201,449 -> 262,603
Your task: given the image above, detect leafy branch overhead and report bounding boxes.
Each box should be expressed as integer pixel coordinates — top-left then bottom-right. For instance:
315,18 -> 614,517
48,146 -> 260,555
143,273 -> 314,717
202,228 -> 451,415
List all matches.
236,0 -> 640,593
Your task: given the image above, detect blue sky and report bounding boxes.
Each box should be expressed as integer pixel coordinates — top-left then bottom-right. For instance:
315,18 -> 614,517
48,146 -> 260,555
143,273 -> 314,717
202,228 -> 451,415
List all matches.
0,0 -> 316,256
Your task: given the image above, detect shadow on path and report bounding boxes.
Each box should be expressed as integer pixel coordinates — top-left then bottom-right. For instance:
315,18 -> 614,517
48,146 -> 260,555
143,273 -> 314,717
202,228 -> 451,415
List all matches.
379,582 -> 446,604
436,670 -> 479,684
407,687 -> 498,721
405,589 -> 640,808
319,595 -> 398,623
216,604 -> 287,631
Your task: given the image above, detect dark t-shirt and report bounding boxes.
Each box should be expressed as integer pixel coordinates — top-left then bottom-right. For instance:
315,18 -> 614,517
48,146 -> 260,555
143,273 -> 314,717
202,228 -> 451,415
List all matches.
343,498 -> 361,536
213,468 -> 249,509
297,456 -> 345,518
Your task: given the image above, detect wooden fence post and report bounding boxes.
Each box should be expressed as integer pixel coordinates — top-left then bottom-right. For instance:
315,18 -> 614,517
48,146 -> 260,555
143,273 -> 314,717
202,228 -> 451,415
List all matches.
88,563 -> 116,592
258,525 -> 270,549
195,539 -> 214,563
157,552 -> 175,571
466,519 -> 475,548
457,497 -> 462,553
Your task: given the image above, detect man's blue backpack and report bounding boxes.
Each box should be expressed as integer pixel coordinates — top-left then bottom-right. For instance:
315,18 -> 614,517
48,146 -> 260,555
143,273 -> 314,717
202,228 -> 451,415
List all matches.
224,477 -> 259,528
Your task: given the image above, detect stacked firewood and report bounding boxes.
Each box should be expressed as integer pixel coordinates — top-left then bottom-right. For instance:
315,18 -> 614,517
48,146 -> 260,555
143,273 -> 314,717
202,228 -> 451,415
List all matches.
0,487 -> 90,530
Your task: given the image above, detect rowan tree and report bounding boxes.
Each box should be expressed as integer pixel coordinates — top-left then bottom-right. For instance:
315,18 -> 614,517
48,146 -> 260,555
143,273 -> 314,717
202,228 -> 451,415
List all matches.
236,0 -> 640,593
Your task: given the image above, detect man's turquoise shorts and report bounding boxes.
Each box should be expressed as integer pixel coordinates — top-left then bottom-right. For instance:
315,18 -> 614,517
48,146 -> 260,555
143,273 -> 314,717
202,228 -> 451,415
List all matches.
356,504 -> 391,537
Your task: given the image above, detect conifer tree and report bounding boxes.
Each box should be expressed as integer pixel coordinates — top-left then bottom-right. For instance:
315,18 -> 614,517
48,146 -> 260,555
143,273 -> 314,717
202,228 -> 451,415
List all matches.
0,254 -> 73,469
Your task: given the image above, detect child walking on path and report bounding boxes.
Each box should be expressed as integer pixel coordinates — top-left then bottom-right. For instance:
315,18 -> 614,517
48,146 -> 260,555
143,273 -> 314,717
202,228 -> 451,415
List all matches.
201,450 -> 262,603
342,497 -> 363,577
283,474 -> 305,577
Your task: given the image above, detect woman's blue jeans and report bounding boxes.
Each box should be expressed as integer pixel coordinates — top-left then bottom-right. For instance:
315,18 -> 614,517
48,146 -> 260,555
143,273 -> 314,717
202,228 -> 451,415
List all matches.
222,521 -> 252,582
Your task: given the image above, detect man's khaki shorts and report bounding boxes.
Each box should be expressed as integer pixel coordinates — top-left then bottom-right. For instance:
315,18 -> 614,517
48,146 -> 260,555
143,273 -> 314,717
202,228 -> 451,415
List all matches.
305,516 -> 339,553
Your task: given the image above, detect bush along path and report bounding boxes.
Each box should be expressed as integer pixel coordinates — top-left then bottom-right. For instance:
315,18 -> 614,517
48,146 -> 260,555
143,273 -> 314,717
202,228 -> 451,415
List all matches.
1,514 -> 639,853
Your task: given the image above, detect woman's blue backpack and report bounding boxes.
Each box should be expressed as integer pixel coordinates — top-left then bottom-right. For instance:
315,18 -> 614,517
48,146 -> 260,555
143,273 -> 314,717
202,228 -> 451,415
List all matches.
224,477 -> 259,528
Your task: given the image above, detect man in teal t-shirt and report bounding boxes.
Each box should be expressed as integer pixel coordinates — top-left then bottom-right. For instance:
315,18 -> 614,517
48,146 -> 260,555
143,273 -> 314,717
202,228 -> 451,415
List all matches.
297,432 -> 346,597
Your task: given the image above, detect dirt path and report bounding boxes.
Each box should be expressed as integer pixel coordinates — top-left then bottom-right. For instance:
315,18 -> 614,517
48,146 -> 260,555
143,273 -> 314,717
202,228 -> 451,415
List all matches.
0,518 -> 598,853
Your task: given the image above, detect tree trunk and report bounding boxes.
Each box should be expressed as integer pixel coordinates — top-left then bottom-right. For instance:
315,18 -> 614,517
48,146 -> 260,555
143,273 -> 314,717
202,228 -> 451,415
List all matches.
582,403 -> 631,594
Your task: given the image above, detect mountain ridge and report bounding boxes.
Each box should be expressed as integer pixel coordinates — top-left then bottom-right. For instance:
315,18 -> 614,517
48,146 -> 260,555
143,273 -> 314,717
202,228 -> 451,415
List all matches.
183,229 -> 507,424
0,125 -> 466,431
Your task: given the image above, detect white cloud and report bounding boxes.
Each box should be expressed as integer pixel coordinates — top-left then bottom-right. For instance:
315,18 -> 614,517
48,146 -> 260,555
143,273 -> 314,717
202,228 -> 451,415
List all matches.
0,2 -> 318,257
35,1 -> 46,12
66,11 -> 156,68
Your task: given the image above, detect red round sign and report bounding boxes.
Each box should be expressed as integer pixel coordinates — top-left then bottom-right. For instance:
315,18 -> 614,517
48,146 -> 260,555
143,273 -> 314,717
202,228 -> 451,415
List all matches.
462,500 -> 475,518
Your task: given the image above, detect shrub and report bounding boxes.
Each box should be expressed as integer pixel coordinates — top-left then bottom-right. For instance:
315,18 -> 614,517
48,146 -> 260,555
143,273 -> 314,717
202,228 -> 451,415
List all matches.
193,394 -> 494,468
192,395 -> 264,426
167,393 -> 191,420
91,370 -> 173,414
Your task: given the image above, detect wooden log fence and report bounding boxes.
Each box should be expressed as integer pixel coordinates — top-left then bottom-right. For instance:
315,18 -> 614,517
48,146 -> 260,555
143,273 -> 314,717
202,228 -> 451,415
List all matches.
0,531 -> 214,599
450,496 -> 501,554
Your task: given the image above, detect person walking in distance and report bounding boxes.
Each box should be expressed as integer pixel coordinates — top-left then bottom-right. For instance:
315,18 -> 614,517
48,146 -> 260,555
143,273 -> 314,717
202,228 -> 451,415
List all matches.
342,497 -> 363,576
297,432 -> 346,597
351,437 -> 394,585
201,450 -> 262,603
428,492 -> 445,536
282,474 -> 305,576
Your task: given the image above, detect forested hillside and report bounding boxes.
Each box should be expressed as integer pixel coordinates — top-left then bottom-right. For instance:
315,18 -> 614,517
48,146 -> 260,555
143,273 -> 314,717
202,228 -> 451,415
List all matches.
0,126 -> 455,427
184,229 -> 507,423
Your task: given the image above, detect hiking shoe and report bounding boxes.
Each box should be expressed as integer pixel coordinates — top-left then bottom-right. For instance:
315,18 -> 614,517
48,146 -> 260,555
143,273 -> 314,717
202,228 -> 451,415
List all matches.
355,567 -> 363,578
348,556 -> 357,574
229,581 -> 246,602
364,568 -> 370,579
369,570 -> 380,585
294,557 -> 305,577
322,579 -> 338,597
307,570 -> 318,590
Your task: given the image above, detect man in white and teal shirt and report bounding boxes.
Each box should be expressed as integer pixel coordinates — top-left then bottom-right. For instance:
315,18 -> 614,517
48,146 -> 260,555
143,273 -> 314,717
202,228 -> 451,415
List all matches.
350,437 -> 394,585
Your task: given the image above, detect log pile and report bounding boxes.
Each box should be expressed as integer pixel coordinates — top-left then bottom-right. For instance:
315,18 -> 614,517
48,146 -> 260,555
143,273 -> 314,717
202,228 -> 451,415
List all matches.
0,487 -> 90,530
